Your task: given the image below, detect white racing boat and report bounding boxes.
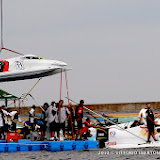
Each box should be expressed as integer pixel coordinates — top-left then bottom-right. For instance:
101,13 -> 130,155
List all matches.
0,54 -> 71,82
105,118 -> 160,149
66,99 -> 160,148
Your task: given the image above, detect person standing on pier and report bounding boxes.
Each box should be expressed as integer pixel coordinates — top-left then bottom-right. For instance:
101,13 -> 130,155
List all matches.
2,105 -> 10,138
146,103 -> 157,142
45,101 -> 57,140
10,109 -> 21,131
0,106 -> 5,139
137,103 -> 157,142
29,105 -> 36,131
40,102 -> 49,140
56,100 -> 70,140
67,103 -> 75,139
75,100 -> 84,140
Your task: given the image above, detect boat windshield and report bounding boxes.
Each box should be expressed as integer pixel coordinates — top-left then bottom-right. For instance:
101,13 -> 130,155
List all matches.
25,56 -> 43,60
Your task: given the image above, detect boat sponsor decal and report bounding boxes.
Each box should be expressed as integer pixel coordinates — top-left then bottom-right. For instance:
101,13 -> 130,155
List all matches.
110,131 -> 116,137
108,141 -> 116,145
140,126 -> 147,129
16,61 -> 24,70
140,127 -> 148,137
140,126 -> 158,137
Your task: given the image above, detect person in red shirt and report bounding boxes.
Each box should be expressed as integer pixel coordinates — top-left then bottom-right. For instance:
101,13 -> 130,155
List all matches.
82,118 -> 101,140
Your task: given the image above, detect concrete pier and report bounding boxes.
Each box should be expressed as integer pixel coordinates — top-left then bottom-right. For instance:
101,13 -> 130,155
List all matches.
7,102 -> 160,114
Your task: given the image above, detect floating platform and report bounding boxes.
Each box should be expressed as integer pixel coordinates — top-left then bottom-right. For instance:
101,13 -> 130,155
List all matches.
0,140 -> 99,152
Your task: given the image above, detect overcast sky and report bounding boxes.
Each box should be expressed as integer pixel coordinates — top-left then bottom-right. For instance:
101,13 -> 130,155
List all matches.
1,0 -> 160,106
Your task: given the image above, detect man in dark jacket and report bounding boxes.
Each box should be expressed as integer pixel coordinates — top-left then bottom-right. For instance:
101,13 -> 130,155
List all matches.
146,103 -> 157,142
67,103 -> 75,139
75,100 -> 84,140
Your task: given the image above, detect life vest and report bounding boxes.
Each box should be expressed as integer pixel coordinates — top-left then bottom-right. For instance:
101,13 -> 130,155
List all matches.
75,105 -> 83,120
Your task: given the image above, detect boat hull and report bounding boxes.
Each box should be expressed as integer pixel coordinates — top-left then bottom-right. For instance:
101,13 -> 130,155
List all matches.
0,67 -> 70,82
105,123 -> 160,148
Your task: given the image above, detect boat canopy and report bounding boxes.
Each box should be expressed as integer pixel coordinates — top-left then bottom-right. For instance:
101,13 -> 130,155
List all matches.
0,89 -> 19,107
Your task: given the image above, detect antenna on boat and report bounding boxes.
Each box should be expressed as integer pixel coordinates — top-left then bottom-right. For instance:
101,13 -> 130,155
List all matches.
0,0 -> 24,55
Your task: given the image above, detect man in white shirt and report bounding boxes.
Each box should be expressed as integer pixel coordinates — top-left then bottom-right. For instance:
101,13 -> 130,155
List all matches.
2,105 -> 10,138
55,100 -> 70,139
29,105 -> 36,131
10,109 -> 21,131
137,105 -> 148,126
45,101 -> 57,140
0,106 -> 5,139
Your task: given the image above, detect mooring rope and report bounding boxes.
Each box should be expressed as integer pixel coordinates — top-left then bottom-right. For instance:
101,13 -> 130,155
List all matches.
27,94 -> 45,112
16,78 -> 42,108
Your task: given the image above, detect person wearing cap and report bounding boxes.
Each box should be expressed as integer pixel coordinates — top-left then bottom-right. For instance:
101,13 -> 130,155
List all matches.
75,100 -> 84,140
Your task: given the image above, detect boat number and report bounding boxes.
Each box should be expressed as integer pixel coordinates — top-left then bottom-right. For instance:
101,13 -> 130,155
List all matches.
16,61 -> 24,70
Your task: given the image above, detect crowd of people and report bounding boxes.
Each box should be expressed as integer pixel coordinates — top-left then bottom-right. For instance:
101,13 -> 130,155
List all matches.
0,101 -> 158,143
35,99 -> 90,141
28,99 -> 98,141
0,99 -> 95,141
